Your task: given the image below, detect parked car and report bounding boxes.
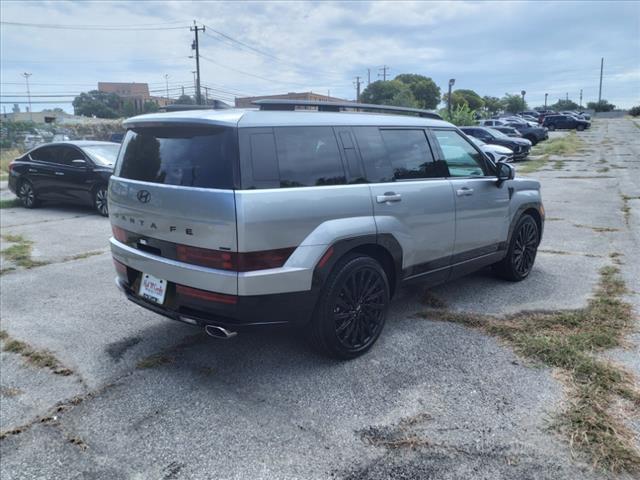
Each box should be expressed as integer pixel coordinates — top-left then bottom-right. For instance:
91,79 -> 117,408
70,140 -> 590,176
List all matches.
108,102 -> 544,359
459,126 -> 532,160
468,136 -> 514,163
492,126 -> 523,138
479,119 -> 507,127
8,141 -> 120,216
542,114 -> 590,131
502,122 -> 549,145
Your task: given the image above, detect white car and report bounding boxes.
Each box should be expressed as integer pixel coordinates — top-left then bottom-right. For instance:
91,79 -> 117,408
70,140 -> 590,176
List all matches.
468,136 -> 514,163
479,119 -> 507,127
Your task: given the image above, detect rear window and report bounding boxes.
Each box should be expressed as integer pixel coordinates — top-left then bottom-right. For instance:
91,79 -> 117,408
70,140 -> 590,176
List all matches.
117,126 -> 236,189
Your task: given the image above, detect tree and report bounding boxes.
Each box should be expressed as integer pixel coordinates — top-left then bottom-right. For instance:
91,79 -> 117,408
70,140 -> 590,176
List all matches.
360,80 -> 418,107
502,93 -> 527,113
444,89 -> 484,111
176,94 -> 194,105
439,104 -> 478,126
550,99 -> 579,111
629,105 -> 640,117
122,100 -> 137,117
482,96 -> 502,115
394,74 -> 441,109
586,100 -> 615,112
143,101 -> 159,113
72,90 -> 121,118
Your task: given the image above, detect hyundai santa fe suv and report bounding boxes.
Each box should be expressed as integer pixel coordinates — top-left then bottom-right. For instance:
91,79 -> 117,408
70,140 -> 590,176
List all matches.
109,100 -> 544,359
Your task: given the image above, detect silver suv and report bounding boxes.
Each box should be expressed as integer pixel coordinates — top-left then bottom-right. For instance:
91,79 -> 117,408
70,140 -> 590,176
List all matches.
109,100 -> 544,359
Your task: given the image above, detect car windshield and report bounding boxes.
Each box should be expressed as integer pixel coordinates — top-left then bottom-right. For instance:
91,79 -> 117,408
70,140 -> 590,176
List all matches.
83,144 -> 120,166
485,128 -> 510,139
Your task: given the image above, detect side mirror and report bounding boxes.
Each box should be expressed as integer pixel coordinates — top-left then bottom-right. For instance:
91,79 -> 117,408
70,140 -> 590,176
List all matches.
496,162 -> 515,184
71,159 -> 87,166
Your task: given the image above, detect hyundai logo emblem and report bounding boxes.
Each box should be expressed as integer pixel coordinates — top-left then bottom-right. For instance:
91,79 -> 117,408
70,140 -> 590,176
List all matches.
137,190 -> 151,203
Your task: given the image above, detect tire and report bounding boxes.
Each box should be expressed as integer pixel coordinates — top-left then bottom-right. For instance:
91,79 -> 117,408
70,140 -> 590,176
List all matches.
525,135 -> 538,146
309,254 -> 390,359
18,180 -> 39,209
94,185 -> 109,217
576,124 -> 585,131
547,124 -> 556,131
493,214 -> 539,281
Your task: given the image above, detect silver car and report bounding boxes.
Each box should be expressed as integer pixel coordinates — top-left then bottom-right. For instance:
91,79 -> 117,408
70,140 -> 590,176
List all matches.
108,101 -> 544,359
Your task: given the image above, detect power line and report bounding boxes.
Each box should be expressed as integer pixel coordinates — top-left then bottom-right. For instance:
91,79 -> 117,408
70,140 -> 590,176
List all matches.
0,21 -> 189,31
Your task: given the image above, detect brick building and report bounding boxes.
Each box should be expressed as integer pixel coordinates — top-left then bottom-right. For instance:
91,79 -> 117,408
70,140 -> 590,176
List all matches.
234,91 -> 349,108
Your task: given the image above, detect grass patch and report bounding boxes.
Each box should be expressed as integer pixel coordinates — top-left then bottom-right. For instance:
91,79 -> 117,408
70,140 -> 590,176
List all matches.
420,265 -> 639,474
136,354 -> 174,369
0,148 -> 20,175
541,132 -> 583,157
621,195 -> 640,226
0,234 -> 48,269
63,250 -> 105,262
573,224 -> 620,233
597,167 -> 610,173
0,198 -> 21,209
1,332 -> 73,375
553,160 -> 565,170
517,154 -> 550,174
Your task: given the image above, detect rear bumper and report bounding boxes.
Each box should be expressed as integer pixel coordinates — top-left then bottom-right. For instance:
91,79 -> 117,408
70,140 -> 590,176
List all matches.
115,272 -> 317,328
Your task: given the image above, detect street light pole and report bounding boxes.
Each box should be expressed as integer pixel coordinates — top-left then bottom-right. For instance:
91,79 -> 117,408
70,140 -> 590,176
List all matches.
521,90 -> 526,109
544,93 -> 548,109
448,78 -> 455,117
22,72 -> 32,121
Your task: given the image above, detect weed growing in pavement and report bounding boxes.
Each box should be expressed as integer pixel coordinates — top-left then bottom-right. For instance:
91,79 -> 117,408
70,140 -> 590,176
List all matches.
572,224 -> 620,233
0,234 -> 49,270
418,265 -> 640,474
621,195 -> 640,226
0,330 -> 73,375
136,354 -> 174,369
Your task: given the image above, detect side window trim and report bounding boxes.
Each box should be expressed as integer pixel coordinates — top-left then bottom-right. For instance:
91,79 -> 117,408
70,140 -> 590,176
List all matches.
334,126 -> 366,184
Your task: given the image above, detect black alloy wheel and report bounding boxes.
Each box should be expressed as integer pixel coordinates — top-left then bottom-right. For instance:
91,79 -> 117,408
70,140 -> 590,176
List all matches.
19,180 -> 38,208
547,124 -> 556,131
576,124 -> 585,131
310,254 -> 390,359
493,214 -> 539,281
94,185 -> 109,216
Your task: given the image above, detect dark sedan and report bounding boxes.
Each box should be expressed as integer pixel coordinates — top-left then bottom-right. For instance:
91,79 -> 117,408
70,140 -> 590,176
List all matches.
8,141 -> 120,216
542,115 -> 590,131
460,127 -> 532,161
503,122 -> 548,145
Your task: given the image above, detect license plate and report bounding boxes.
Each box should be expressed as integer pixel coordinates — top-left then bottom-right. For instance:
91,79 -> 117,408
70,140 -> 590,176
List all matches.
139,273 -> 167,305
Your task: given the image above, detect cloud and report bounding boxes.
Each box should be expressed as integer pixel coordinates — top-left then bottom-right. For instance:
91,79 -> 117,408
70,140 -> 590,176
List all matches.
1,0 -> 638,111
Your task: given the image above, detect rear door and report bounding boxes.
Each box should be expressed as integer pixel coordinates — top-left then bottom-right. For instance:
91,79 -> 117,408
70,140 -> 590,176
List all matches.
354,127 -> 455,279
27,146 -> 60,199
109,124 -> 239,266
431,128 -> 510,264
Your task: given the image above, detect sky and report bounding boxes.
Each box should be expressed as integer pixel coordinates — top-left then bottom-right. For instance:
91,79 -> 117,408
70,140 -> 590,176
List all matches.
1,0 -> 639,113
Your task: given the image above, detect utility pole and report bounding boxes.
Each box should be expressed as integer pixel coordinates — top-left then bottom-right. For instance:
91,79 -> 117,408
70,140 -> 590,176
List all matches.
354,76 -> 362,102
367,68 -> 371,85
378,65 -> 389,81
190,21 -> 205,105
181,85 -> 185,96
598,57 -> 604,103
203,86 -> 209,105
192,70 -> 197,96
579,89 -> 583,108
448,78 -> 455,117
544,93 -> 548,109
22,72 -> 32,121
566,92 -> 569,101
164,74 -> 170,104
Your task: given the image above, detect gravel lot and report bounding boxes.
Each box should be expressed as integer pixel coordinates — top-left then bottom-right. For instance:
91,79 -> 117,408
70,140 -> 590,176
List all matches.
1,118 -> 638,479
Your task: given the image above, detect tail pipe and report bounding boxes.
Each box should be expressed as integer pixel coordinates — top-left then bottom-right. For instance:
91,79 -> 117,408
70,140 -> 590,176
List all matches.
204,324 -> 237,340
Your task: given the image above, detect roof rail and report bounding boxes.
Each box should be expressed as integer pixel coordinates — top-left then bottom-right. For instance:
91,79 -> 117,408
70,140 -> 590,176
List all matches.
252,99 -> 442,120
162,100 -> 231,112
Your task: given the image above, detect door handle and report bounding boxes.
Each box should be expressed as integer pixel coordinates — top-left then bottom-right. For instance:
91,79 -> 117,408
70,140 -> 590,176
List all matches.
376,192 -> 402,204
28,168 -> 37,173
456,187 -> 474,197
54,172 -> 65,176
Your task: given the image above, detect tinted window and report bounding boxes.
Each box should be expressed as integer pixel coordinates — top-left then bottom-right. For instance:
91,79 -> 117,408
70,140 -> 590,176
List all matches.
58,146 -> 85,166
353,127 -> 393,182
274,127 -> 345,188
83,144 -> 120,166
249,133 -> 278,181
380,129 -> 444,180
433,130 -> 486,177
30,146 -> 55,163
117,126 -> 236,189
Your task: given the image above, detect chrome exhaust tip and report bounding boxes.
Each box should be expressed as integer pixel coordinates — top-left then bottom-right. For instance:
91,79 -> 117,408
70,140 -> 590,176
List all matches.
204,324 -> 237,340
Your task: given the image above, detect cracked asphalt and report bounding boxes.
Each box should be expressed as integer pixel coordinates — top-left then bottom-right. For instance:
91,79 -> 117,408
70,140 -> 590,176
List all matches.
1,117 -> 638,479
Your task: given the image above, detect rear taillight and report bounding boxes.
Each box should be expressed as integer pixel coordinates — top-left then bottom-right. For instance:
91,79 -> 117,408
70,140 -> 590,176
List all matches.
177,244 -> 234,270
176,284 -> 237,304
112,225 -> 128,243
176,244 -> 295,272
